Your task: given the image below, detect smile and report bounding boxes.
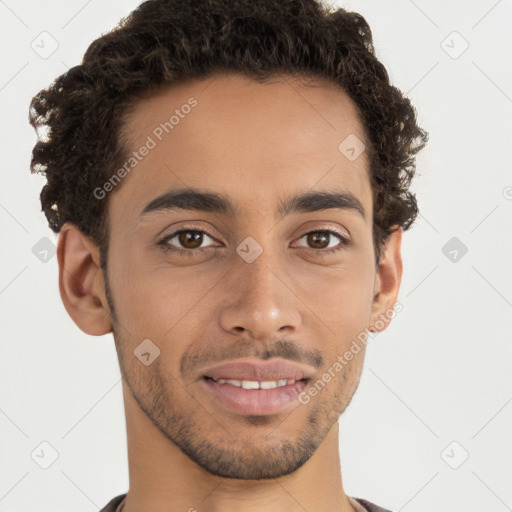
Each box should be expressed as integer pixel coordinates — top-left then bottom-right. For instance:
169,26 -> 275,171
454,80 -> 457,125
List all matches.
201,376 -> 309,416
207,377 -> 299,389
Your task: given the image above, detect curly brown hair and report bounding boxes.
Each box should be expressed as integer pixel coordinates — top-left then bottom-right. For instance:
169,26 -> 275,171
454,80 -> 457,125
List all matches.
29,0 -> 428,270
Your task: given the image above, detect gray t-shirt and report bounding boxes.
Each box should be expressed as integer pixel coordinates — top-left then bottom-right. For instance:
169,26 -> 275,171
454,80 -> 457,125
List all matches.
99,493 -> 393,512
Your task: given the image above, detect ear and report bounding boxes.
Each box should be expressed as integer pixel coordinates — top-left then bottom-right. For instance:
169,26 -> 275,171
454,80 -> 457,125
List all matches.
57,222 -> 113,336
369,225 -> 403,333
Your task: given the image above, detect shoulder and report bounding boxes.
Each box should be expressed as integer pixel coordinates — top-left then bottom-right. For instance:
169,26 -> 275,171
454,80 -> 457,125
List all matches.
99,493 -> 126,512
351,496 -> 394,512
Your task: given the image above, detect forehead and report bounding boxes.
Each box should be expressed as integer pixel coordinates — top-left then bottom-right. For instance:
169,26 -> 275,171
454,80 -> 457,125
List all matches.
111,72 -> 373,227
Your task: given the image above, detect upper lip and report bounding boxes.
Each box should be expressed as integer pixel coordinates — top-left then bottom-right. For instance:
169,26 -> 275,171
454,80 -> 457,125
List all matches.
200,358 -> 315,382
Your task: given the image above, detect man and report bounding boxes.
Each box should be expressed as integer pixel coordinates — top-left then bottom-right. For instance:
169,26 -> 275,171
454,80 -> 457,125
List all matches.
29,1 -> 428,510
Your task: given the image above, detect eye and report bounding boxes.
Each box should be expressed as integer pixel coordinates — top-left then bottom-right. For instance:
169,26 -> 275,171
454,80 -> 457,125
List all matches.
294,229 -> 351,254
158,228 -> 219,256
157,226 -> 351,258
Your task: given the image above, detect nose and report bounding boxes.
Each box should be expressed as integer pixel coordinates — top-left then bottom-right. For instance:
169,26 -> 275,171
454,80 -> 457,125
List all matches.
218,250 -> 301,341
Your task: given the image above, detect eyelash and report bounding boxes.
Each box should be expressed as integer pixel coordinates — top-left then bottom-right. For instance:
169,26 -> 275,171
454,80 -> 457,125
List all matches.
157,226 -> 351,257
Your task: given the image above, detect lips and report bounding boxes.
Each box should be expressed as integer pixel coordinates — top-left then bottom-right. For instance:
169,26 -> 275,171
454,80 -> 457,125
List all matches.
200,358 -> 315,382
205,377 -> 298,389
198,358 -> 315,415
202,377 -> 308,415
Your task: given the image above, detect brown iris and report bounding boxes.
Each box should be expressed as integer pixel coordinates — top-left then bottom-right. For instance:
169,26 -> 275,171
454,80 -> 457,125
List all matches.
306,232 -> 330,249
178,231 -> 204,249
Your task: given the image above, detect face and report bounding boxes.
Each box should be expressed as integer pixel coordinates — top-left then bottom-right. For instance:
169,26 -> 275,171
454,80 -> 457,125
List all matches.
101,73 -> 385,479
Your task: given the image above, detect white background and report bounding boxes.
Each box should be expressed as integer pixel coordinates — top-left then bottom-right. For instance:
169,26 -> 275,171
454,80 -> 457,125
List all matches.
0,1 -> 511,511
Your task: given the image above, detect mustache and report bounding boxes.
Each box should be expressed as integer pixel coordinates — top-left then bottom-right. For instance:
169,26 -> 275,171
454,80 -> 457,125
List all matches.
180,338 -> 324,378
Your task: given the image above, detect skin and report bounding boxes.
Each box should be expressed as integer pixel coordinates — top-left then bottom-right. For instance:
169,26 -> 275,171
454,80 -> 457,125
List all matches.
57,72 -> 402,512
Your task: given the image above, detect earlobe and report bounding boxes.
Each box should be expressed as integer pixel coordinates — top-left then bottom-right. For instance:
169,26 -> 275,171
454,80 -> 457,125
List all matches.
57,223 -> 113,336
369,225 -> 403,334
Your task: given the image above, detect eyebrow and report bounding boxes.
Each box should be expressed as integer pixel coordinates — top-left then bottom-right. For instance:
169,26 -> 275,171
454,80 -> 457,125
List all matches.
139,187 -> 366,221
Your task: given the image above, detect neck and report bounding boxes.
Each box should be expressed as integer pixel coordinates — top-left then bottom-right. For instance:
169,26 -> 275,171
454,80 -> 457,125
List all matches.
121,381 -> 356,512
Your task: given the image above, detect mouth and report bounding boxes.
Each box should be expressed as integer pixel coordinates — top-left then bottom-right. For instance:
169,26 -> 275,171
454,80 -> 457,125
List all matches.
203,375 -> 309,389
201,375 -> 310,416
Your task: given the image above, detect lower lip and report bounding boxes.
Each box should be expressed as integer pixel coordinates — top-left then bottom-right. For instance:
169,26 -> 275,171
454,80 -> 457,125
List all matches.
201,377 -> 308,416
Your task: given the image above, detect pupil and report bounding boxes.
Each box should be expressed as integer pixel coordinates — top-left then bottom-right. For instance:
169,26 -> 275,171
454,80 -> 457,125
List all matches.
179,231 -> 203,249
308,232 -> 328,249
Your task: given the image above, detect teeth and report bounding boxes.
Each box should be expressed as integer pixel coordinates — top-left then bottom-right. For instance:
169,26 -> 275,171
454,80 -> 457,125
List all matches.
241,380 -> 259,390
215,378 -> 296,389
224,379 -> 242,387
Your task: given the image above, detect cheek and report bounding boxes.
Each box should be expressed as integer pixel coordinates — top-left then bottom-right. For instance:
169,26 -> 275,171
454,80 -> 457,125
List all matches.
107,247 -> 169,333
110,248 -> 218,347
291,260 -> 374,379
294,257 -> 375,326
